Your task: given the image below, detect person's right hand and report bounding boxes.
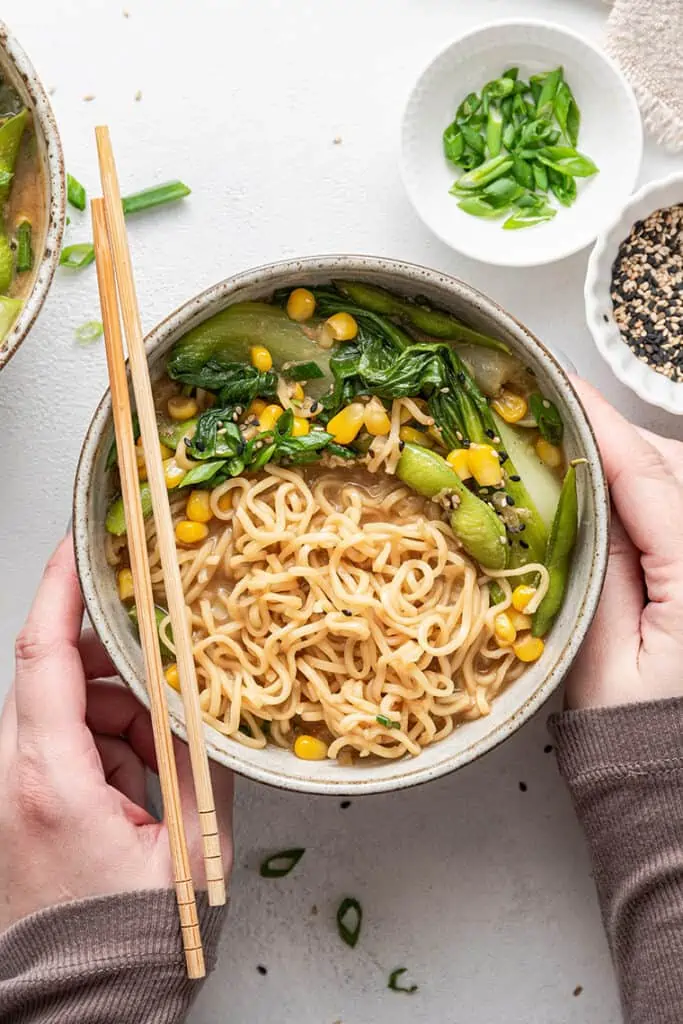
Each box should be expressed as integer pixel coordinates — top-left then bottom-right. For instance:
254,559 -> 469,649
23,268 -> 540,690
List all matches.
566,379 -> 683,710
0,537 -> 233,933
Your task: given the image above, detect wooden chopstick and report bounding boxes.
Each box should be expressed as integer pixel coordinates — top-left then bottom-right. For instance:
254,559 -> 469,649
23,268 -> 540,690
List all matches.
94,126 -> 226,907
92,198 -> 205,980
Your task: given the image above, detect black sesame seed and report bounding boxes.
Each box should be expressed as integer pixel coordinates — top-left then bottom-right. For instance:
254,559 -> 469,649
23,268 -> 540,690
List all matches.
257,965 -> 268,976
342,609 -> 352,617
544,744 -> 553,754
485,428 -> 495,439
340,800 -> 351,809
520,539 -> 529,549
519,781 -> 528,792
509,474 -> 521,482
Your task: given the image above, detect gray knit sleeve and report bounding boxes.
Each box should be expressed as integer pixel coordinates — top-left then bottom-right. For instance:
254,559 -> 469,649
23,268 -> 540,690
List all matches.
0,889 -> 226,1024
550,698 -> 683,1024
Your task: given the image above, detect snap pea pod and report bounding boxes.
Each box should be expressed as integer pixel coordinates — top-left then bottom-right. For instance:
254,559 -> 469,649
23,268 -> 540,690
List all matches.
396,444 -> 508,571
532,465 -> 578,636
106,482 -> 153,536
334,280 -> 510,353
445,350 -> 548,566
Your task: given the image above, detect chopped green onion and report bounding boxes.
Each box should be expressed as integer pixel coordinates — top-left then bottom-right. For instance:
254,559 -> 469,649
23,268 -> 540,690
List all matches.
388,968 -> 418,994
259,848 -> 305,878
489,582 -> 505,605
67,173 -> 87,211
0,169 -> 13,191
15,220 -> 33,273
336,897 -> 362,948
281,360 -> 325,381
376,714 -> 400,729
121,180 -> 191,215
74,319 -> 103,345
60,242 -> 95,268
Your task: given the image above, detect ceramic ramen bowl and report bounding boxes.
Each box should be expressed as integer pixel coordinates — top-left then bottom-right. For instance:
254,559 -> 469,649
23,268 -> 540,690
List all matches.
73,255 -> 609,795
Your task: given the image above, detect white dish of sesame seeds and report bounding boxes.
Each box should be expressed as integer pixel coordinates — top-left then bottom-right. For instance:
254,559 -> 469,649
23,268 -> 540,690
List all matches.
585,171 -> 683,414
401,19 -> 643,267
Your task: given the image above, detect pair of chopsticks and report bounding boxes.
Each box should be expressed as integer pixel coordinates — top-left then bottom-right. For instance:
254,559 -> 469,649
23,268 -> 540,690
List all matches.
92,126 -> 226,980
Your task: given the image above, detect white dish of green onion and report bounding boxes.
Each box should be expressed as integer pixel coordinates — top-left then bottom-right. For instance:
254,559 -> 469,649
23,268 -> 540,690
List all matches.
401,19 -> 642,267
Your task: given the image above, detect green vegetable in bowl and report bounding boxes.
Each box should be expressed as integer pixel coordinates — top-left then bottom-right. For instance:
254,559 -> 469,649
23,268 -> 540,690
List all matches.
443,65 -> 598,228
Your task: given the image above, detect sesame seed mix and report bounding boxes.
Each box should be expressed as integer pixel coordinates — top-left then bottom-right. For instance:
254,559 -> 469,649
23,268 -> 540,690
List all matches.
610,204 -> 683,381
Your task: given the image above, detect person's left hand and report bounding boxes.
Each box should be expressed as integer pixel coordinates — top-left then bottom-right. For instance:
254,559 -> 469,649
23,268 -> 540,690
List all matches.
0,536 -> 233,933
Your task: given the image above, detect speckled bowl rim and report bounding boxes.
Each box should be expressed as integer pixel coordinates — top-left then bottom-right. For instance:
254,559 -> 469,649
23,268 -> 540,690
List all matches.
73,255 -> 609,796
0,21 -> 66,372
585,170 -> 683,414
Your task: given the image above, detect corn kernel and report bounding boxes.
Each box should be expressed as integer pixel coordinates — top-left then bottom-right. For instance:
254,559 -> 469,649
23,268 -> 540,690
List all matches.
294,734 -> 328,760
218,491 -> 233,513
168,395 -> 198,421
250,345 -> 273,372
512,585 -> 536,612
186,489 -> 213,524
327,402 -> 365,444
364,399 -> 391,436
246,398 -> 267,419
399,425 -> 433,448
293,383 -> 305,401
494,612 -> 516,645
535,438 -> 563,469
513,635 -> 545,662
508,609 -> 532,631
258,404 -> 284,432
446,448 -> 472,480
468,443 -> 503,487
165,663 -> 180,691
163,457 -> 186,490
175,520 -> 210,545
291,416 -> 310,437
399,404 -> 413,424
286,287 -> 316,322
159,443 -> 173,461
491,389 -> 528,424
325,312 -> 358,342
117,567 -> 134,603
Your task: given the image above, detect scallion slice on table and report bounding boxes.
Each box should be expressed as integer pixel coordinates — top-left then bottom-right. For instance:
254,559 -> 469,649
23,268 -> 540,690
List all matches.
388,968 -> 418,994
259,848 -> 305,878
67,172 -> 87,211
15,219 -> 33,272
121,180 -> 191,215
60,242 -> 95,268
336,897 -> 362,948
74,319 -> 103,344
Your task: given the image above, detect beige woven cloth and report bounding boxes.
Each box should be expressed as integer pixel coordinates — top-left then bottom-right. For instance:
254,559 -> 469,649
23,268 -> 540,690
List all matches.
606,0 -> 683,150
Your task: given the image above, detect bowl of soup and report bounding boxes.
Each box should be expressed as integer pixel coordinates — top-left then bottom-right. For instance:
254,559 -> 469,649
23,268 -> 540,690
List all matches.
73,256 -> 609,795
0,22 -> 65,371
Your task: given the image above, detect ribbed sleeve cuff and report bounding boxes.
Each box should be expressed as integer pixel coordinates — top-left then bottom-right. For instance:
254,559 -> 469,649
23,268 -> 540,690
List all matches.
0,889 -> 227,1024
549,697 -> 683,783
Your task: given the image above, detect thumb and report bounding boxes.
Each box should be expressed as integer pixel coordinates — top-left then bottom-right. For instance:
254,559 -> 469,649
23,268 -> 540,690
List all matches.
171,737 -> 234,888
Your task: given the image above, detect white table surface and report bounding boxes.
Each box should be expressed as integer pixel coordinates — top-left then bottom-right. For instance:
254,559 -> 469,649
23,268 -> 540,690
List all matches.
1,0 -> 681,1021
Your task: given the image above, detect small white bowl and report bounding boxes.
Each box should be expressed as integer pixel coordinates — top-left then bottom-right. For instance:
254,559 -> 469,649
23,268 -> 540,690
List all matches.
585,171 -> 683,414
401,20 -> 642,267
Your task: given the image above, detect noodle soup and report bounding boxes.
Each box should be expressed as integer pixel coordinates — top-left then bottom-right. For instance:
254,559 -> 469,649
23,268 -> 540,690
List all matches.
104,281 -> 579,764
